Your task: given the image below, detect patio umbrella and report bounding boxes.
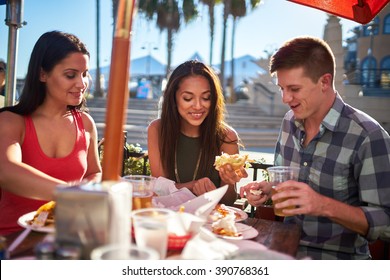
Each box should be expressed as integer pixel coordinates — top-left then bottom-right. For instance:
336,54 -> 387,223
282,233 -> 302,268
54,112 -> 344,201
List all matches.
101,0 -> 136,181
288,0 -> 390,24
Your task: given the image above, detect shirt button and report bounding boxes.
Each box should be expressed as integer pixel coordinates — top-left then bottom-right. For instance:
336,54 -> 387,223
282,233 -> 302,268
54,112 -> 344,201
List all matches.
303,162 -> 308,166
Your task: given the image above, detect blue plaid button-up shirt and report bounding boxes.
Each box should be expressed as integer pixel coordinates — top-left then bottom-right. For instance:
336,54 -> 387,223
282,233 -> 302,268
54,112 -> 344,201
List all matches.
275,93 -> 390,259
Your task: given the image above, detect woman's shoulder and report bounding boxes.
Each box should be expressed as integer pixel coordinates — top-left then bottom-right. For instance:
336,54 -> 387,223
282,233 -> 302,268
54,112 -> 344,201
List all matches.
0,110 -> 24,124
222,123 -> 239,142
78,110 -> 96,132
148,118 -> 161,131
79,110 -> 94,122
0,111 -> 25,137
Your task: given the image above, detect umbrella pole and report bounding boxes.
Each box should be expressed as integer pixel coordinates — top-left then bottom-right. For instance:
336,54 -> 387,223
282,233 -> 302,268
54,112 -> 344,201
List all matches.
5,0 -> 25,106
102,0 -> 136,181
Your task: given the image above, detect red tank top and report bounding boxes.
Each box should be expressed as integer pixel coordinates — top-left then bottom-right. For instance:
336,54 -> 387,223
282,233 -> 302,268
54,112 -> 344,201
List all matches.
0,110 -> 88,235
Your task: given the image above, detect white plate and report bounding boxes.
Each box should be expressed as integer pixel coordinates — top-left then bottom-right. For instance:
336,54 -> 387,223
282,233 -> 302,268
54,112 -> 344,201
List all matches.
225,239 -> 267,251
17,211 -> 55,233
204,223 -> 258,240
208,205 -> 248,223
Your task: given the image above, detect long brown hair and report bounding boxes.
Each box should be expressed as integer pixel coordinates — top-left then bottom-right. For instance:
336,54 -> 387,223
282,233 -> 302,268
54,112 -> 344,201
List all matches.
159,60 -> 237,180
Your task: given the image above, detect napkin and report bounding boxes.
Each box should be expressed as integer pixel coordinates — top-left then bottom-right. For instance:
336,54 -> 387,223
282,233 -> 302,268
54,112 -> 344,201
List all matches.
168,212 -> 206,236
152,177 -> 196,208
181,227 -> 239,260
153,177 -> 180,196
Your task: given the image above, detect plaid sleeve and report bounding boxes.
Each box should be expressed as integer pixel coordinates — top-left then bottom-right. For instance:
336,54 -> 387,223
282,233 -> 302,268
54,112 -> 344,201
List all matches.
357,128 -> 390,241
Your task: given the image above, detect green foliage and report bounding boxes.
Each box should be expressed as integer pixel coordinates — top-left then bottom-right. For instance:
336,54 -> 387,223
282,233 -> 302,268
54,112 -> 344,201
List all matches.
99,143 -> 151,176
123,156 -> 151,176
126,143 -> 144,154
124,143 -> 151,176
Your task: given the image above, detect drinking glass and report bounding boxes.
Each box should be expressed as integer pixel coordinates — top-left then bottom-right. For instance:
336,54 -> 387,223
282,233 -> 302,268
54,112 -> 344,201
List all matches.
267,166 -> 300,217
132,208 -> 174,259
122,175 -> 156,210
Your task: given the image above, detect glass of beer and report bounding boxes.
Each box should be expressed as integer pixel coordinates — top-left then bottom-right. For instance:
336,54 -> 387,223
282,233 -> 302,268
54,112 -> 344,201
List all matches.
267,166 -> 300,217
122,175 -> 156,210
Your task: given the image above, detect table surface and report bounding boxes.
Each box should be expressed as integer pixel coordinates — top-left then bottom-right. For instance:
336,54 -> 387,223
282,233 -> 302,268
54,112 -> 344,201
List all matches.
5,217 -> 300,260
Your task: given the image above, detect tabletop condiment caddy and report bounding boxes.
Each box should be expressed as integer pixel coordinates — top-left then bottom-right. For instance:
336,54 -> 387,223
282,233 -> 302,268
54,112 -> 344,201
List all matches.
54,181 -> 132,259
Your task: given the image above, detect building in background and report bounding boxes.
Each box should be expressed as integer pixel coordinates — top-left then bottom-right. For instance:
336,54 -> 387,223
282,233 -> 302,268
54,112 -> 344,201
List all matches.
344,4 -> 390,93
249,7 -> 390,132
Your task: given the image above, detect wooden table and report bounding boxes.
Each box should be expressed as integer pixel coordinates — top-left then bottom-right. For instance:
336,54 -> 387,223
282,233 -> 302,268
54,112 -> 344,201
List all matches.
5,218 -> 300,259
243,218 -> 300,257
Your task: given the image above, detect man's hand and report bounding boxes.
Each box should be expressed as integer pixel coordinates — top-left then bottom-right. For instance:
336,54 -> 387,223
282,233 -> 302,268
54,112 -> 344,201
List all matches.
240,181 -> 272,207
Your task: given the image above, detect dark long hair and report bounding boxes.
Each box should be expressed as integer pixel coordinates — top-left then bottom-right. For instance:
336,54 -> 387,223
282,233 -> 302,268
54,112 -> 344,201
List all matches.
0,31 -> 90,115
159,60 -> 237,180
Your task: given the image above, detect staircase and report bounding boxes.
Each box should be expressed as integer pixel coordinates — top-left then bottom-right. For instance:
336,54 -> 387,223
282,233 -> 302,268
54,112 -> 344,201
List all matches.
87,98 -> 282,149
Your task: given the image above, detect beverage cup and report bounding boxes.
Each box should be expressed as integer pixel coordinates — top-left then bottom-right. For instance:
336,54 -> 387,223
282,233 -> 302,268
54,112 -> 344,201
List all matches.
132,208 -> 174,259
90,244 -> 159,260
267,166 -> 300,217
122,175 -> 156,210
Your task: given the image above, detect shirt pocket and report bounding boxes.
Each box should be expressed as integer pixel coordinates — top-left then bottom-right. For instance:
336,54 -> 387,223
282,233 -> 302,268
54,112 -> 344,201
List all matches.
310,158 -> 351,201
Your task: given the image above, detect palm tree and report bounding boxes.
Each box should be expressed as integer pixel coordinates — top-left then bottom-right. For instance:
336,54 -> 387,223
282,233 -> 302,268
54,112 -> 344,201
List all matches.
112,0 -> 119,34
228,0 -> 260,102
199,0 -> 222,65
138,0 -> 198,76
219,0 -> 231,92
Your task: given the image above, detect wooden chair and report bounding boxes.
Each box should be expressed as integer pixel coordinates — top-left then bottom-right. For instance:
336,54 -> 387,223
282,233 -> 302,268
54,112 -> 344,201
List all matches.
369,239 -> 390,259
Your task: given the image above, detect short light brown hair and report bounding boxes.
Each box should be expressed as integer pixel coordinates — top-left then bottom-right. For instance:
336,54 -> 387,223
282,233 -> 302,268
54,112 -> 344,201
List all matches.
269,36 -> 335,84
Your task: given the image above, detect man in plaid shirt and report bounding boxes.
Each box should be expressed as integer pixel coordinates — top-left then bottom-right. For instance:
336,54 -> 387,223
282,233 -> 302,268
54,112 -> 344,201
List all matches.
235,36 -> 390,259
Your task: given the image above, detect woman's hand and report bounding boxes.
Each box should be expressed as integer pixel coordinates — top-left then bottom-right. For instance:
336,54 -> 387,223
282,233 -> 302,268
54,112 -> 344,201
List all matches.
218,164 -> 248,185
192,177 -> 217,196
240,181 -> 272,207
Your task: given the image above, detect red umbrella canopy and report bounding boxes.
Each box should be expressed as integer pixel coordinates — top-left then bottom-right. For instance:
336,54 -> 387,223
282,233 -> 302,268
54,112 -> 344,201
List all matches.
288,0 -> 390,24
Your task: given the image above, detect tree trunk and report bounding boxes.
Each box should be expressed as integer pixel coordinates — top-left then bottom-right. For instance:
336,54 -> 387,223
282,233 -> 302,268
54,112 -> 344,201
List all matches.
208,4 -> 215,65
220,1 -> 230,95
95,0 -> 103,97
230,17 -> 237,103
166,28 -> 174,76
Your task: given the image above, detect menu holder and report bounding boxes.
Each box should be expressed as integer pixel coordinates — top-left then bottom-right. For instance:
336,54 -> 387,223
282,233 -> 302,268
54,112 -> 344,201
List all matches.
54,181 -> 131,259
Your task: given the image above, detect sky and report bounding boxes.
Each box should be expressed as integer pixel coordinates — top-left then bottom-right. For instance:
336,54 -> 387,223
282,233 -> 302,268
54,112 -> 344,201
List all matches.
0,0 -> 360,79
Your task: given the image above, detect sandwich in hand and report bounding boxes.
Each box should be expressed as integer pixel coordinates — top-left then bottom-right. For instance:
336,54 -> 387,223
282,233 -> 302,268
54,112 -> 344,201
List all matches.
214,153 -> 249,171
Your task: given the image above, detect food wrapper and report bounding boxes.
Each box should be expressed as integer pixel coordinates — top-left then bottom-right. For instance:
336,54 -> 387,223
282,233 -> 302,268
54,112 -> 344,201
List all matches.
152,178 -> 228,219
181,185 -> 228,218
168,212 -> 206,236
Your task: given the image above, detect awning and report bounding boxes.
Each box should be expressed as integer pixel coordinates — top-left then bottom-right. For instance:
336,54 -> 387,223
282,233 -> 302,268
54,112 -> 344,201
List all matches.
288,0 -> 390,24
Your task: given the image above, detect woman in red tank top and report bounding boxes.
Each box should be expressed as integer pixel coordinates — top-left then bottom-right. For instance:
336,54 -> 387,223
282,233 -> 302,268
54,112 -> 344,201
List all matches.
0,31 -> 102,235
